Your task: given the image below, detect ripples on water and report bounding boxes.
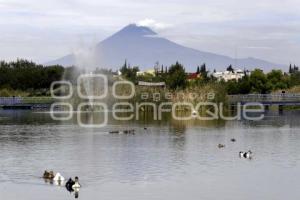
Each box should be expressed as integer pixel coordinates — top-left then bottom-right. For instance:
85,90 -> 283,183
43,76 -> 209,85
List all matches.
1,110 -> 300,200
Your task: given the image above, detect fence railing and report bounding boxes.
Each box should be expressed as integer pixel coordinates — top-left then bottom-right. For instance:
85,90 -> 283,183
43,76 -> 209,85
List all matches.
228,94 -> 300,103
0,97 -> 54,105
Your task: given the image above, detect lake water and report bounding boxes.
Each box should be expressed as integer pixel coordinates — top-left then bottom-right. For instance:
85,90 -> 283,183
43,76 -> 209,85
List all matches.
0,110 -> 300,200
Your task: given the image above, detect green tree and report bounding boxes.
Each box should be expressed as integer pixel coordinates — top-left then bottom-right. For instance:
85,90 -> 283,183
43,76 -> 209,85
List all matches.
200,63 -> 209,81
120,60 -> 139,83
289,64 -> 293,74
0,59 -> 64,95
166,62 -> 187,90
267,70 -> 289,90
250,69 -> 271,93
226,65 -> 234,73
238,75 -> 252,94
196,66 -> 200,74
226,80 -> 240,95
290,71 -> 300,86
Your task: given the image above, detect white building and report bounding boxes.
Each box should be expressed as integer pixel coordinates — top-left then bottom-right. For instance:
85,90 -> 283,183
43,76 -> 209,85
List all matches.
137,69 -> 156,76
212,69 -> 247,82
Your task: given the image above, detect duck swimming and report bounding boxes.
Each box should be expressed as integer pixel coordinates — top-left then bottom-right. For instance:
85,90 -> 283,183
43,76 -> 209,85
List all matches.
123,129 -> 135,135
66,177 -> 81,192
218,144 -> 225,148
109,131 -> 119,134
65,178 -> 75,192
43,170 -> 54,179
53,172 -> 65,182
244,150 -> 252,158
239,151 -> 244,157
72,177 -> 81,189
239,151 -> 252,159
192,110 -> 197,117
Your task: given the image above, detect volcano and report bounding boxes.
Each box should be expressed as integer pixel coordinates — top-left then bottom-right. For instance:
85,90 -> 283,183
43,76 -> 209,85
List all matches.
46,24 -> 284,71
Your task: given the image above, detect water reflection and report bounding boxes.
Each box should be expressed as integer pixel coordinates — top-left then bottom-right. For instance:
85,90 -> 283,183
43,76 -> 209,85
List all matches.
1,110 -> 300,200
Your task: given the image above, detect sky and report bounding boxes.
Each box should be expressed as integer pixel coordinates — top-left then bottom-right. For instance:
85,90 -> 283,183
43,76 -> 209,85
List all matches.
0,0 -> 300,65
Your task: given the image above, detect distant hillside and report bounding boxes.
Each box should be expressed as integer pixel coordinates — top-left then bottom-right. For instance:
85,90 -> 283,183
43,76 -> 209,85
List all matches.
46,24 -> 285,71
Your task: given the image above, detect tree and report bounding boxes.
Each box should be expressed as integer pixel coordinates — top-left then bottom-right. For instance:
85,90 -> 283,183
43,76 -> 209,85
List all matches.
225,75 -> 251,95
226,65 -> 234,73
120,60 -> 140,83
120,60 -> 128,75
290,71 -> 300,86
226,80 -> 240,95
166,62 -> 187,90
249,69 -> 271,94
200,63 -> 209,78
238,75 -> 251,94
0,59 -> 64,94
200,63 -> 209,81
196,66 -> 200,74
267,70 -> 289,90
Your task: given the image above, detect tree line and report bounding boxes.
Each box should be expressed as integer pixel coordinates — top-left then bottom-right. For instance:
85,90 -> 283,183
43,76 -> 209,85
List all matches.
0,59 -> 299,96
120,60 -> 300,94
0,59 -> 64,95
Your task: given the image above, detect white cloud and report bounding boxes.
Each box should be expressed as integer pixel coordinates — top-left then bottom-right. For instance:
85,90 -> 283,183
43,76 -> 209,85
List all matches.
242,46 -> 273,50
137,18 -> 172,30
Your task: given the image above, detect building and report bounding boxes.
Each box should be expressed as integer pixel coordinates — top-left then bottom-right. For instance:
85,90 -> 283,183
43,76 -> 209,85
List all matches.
137,69 -> 156,76
187,73 -> 201,81
138,81 -> 166,88
212,69 -> 247,82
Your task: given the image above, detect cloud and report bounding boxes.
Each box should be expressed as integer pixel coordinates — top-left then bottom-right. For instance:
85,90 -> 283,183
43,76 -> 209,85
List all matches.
137,18 -> 172,30
0,0 -> 300,64
242,46 -> 273,50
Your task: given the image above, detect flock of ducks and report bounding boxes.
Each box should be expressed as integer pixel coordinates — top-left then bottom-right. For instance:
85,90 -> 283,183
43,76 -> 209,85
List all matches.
41,127 -> 149,196
43,170 -> 81,198
109,129 -> 135,135
40,129 -> 252,199
109,128 -> 253,159
218,138 -> 253,159
109,128 -> 148,135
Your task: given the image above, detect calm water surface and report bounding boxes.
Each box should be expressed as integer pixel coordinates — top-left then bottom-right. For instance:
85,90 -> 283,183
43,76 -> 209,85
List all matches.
0,110 -> 300,200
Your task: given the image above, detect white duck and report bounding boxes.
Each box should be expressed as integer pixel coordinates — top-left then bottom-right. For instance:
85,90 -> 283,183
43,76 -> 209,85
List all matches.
53,172 -> 65,181
192,110 -> 197,117
239,151 -> 244,157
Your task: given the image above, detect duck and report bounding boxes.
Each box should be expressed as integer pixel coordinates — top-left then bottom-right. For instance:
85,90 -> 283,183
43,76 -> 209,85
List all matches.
43,170 -> 49,178
66,177 -> 81,192
230,138 -> 236,142
192,110 -> 197,117
243,150 -> 252,159
65,178 -> 75,192
53,172 -> 65,182
239,151 -> 244,157
239,151 -> 252,159
43,170 -> 55,179
123,129 -> 135,135
72,177 -> 81,189
109,131 -> 119,134
218,144 -> 225,148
